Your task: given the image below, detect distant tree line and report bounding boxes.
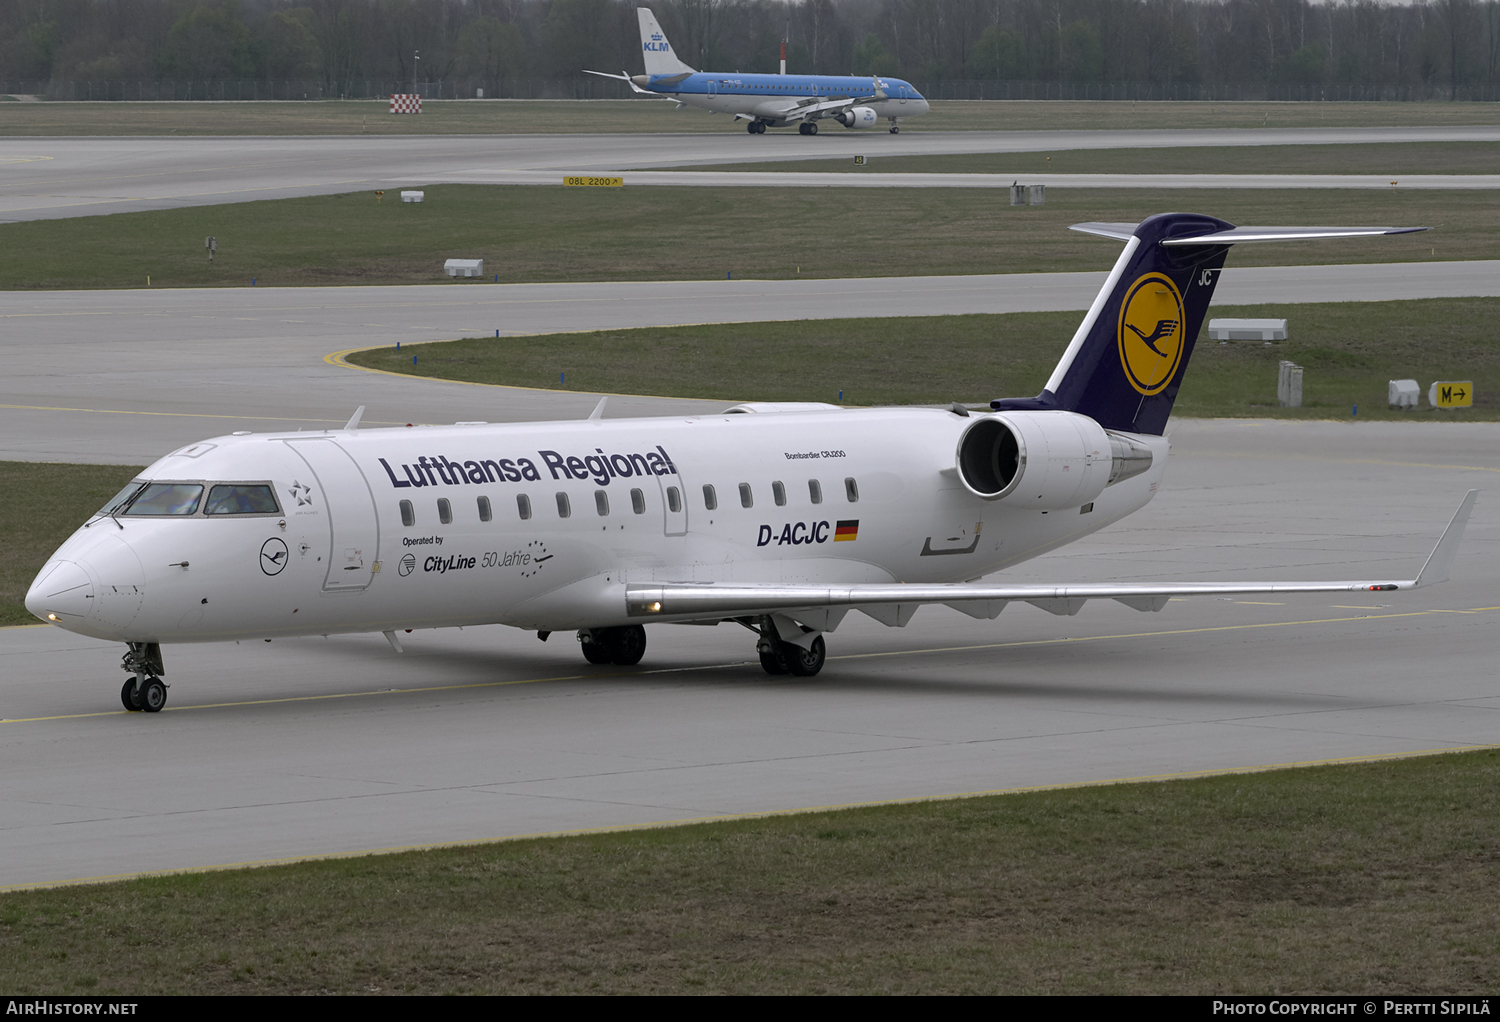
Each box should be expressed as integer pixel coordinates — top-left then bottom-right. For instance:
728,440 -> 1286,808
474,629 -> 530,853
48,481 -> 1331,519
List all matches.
3,0 -> 1499,100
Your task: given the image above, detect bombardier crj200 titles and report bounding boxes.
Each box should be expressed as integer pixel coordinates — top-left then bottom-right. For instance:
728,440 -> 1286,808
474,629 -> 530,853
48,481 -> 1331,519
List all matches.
28,214 -> 1475,713
585,8 -> 929,134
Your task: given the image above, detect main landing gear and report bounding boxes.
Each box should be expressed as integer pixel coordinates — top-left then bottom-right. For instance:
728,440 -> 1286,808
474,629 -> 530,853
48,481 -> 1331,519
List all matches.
798,121 -> 819,135
578,625 -> 647,666
120,642 -> 167,713
754,618 -> 826,677
747,120 -> 767,134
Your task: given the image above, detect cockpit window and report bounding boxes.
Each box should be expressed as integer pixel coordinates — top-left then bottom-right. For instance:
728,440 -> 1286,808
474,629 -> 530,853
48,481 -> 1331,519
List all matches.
98,481 -> 146,517
205,484 -> 280,515
122,483 -> 204,516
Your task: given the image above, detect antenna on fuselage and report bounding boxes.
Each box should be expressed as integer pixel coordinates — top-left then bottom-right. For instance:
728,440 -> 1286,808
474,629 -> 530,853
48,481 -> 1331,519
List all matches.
344,405 -> 366,431
587,396 -> 608,423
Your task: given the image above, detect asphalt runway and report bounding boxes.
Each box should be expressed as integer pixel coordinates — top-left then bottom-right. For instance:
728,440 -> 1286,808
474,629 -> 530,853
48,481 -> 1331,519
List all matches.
3,260 -> 1497,464
4,125 -> 1499,221
2,124 -> 1498,889
3,418 -> 1496,890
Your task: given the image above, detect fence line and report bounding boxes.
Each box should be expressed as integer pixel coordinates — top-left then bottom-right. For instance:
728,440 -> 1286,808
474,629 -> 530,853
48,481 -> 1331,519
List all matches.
3,79 -> 1498,103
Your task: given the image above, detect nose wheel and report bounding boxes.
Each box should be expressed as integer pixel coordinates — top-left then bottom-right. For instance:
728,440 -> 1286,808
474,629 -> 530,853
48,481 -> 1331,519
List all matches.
119,642 -> 167,712
121,675 -> 167,712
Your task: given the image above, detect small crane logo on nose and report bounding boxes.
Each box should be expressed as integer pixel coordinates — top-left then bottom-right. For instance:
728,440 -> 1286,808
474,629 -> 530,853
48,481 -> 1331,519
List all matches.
260,538 -> 289,576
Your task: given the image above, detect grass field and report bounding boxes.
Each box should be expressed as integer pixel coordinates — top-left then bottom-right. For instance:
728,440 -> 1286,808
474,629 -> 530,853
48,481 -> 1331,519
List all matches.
2,748 -> 1497,994
3,98 -> 1499,136
0,462 -> 142,627
680,141 -> 1500,176
347,298 -> 1500,420
0,184 -> 1486,290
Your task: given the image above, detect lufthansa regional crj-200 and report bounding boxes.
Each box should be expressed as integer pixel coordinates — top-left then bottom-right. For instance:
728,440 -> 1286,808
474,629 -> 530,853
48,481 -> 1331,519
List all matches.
27,213 -> 1475,713
585,7 -> 929,134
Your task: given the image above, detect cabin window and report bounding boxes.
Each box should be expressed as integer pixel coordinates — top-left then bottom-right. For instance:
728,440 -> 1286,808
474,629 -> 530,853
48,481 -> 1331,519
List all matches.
437,498 -> 452,525
631,488 -> 646,515
556,492 -> 571,518
121,483 -> 203,516
772,481 -> 786,507
477,496 -> 492,522
517,494 -> 532,520
808,479 -> 823,505
703,484 -> 718,511
739,483 -> 753,508
844,477 -> 859,502
205,484 -> 279,515
595,490 -> 610,516
400,500 -> 415,527
667,486 -> 681,513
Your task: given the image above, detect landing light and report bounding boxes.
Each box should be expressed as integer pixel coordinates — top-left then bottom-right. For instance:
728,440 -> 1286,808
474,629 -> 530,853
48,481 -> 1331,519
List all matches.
46,613 -> 58,621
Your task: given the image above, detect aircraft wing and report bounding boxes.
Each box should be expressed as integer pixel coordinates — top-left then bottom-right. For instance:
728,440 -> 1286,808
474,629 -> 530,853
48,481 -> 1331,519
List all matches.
625,491 -> 1476,625
786,96 -> 865,121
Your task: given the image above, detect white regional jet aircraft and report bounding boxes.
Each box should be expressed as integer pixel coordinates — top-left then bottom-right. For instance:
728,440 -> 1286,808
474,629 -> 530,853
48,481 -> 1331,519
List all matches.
585,7 -> 929,134
28,213 -> 1474,714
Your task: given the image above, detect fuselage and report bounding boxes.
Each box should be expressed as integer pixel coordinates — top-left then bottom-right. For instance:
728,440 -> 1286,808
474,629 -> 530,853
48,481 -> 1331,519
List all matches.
640,71 -> 929,125
26,406 -> 1166,645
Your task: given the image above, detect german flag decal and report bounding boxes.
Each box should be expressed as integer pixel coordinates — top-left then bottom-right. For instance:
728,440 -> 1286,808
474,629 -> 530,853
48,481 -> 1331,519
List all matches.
834,520 -> 859,542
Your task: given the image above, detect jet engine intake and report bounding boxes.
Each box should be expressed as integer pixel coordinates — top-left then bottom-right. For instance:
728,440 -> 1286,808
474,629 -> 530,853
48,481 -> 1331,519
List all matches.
956,412 -> 1151,511
835,106 -> 878,129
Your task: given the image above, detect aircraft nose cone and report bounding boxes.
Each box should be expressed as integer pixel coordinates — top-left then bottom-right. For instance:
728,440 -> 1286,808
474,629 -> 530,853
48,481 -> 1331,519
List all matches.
26,560 -> 94,625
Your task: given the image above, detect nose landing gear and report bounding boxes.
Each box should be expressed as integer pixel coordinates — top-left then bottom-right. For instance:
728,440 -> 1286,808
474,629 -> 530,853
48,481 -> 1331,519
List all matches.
120,642 -> 167,713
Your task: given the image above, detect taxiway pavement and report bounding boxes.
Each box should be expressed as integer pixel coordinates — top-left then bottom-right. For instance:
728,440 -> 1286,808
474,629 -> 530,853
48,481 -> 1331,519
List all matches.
4,125 -> 1499,221
2,418 -> 1496,889
4,261 -> 1498,465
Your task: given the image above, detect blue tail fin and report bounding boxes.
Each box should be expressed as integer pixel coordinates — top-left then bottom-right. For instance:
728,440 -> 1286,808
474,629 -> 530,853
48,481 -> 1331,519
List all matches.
993,214 -> 1428,434
993,213 -> 1233,436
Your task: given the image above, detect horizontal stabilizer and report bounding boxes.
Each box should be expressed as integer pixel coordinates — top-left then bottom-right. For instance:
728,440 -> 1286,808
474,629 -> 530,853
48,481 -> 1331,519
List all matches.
1160,225 -> 1430,246
624,492 -> 1475,625
1069,223 -> 1429,245
1068,222 -> 1138,241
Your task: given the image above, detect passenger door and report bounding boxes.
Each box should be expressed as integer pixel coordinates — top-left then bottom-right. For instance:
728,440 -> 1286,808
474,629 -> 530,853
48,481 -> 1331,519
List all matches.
284,439 -> 379,592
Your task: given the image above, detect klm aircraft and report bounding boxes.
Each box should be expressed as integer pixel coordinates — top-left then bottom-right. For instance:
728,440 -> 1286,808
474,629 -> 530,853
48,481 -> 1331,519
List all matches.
586,8 -> 929,134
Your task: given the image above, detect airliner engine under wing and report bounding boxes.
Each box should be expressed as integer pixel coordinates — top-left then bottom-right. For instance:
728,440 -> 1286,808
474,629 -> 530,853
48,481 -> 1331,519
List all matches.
27,213 -> 1471,714
584,7 -> 929,134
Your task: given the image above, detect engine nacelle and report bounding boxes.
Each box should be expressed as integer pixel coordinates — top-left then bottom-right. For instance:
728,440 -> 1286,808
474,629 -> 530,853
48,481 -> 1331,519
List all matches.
835,106 -> 878,129
955,412 -> 1153,511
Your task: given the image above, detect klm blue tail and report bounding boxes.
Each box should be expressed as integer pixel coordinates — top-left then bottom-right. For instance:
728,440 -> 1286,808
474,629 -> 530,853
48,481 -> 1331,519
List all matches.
992,214 -> 1427,436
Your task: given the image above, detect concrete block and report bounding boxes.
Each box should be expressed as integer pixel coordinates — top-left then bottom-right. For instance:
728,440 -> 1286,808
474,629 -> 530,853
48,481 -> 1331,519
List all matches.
444,258 -> 484,278
1209,318 -> 1287,341
1389,379 -> 1419,409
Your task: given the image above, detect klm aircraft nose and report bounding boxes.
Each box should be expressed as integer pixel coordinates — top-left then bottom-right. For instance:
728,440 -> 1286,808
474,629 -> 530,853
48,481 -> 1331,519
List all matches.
26,560 -> 94,625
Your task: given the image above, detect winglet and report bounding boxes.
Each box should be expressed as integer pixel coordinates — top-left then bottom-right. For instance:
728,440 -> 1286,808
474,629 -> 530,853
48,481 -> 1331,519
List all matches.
344,405 -> 365,431
1414,490 -> 1478,587
587,396 -> 608,423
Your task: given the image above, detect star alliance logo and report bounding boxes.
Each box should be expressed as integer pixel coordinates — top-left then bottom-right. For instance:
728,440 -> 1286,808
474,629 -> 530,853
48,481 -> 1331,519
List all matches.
288,481 -> 313,506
